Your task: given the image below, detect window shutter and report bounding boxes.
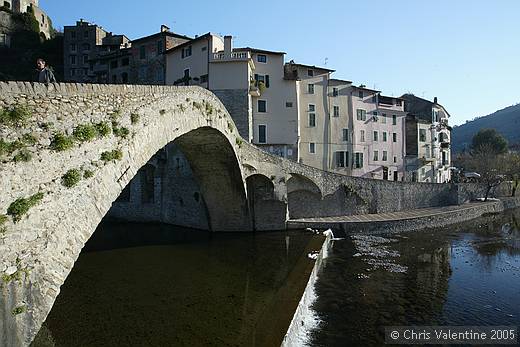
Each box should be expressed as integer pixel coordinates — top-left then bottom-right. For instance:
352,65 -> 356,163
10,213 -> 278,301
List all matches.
265,75 -> 270,88
254,74 -> 259,86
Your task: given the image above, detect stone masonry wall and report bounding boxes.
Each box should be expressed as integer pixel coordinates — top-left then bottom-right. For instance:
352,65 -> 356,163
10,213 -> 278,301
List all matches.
212,89 -> 251,140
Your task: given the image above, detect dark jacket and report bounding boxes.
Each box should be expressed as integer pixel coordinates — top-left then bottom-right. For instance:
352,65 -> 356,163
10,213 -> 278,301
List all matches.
36,67 -> 57,84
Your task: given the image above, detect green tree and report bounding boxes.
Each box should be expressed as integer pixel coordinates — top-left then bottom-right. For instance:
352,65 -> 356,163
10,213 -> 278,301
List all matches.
470,128 -> 508,155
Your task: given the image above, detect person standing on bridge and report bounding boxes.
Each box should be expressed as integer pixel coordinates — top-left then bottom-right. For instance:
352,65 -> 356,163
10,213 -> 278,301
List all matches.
35,58 -> 57,84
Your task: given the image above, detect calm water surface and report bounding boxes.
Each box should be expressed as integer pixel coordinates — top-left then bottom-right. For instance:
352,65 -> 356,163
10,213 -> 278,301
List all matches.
309,209 -> 520,346
32,223 -> 323,347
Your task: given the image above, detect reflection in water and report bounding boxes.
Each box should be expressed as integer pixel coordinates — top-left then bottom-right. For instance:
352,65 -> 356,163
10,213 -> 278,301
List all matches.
309,209 -> 520,346
32,222 -> 323,347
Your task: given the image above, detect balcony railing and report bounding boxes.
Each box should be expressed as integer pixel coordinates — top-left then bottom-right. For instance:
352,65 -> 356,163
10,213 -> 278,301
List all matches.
212,51 -> 251,61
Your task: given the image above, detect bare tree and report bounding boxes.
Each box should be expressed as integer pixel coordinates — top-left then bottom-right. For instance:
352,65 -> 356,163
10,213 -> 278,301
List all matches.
462,143 -> 508,201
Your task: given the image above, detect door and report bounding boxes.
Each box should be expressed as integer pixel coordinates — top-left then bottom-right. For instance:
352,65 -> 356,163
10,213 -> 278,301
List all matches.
383,167 -> 388,180
394,171 -> 398,181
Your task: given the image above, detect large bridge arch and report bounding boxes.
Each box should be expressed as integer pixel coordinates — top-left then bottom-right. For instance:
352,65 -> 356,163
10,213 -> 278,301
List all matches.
0,83 -> 252,346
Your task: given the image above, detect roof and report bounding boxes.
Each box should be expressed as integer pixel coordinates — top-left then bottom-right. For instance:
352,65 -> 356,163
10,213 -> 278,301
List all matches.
164,32 -> 213,54
351,85 -> 381,93
285,61 -> 335,73
401,93 -> 452,119
330,78 -> 353,84
234,47 -> 286,55
131,31 -> 192,44
380,94 -> 404,100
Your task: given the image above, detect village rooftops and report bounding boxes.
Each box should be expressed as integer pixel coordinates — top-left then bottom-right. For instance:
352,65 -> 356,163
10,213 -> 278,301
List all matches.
163,32 -> 213,54
329,78 -> 353,84
234,47 -> 286,55
131,30 -> 192,44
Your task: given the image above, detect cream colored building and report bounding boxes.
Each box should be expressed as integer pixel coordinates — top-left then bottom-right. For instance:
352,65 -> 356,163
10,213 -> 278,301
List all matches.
3,0 -> 52,39
165,34 -> 299,160
402,94 -> 452,183
165,34 -> 412,179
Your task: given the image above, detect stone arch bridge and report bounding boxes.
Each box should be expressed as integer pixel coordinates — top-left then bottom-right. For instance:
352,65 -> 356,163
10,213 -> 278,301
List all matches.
0,82 -> 478,346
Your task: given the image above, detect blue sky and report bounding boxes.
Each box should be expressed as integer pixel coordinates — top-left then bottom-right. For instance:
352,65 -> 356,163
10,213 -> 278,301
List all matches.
40,0 -> 520,125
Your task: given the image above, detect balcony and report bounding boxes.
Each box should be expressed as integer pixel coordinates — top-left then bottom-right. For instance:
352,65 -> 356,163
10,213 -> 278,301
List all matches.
249,85 -> 261,97
211,51 -> 251,62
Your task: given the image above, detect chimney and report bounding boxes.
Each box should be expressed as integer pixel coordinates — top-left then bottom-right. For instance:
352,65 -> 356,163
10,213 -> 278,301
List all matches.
161,25 -> 170,33
434,97 -> 438,104
224,35 -> 232,57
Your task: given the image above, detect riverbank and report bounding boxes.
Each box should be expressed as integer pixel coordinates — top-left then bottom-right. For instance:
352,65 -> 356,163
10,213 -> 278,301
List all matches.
288,197 -> 520,234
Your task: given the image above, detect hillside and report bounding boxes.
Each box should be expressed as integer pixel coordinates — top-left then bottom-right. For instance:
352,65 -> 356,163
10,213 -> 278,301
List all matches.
451,103 -> 520,153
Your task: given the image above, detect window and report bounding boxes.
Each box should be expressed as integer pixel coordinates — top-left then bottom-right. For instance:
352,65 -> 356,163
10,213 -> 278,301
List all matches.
70,68 -> 76,76
308,69 -> 314,77
254,74 -> 270,88
139,45 -> 146,59
336,151 -> 349,168
70,55 -> 76,65
396,99 -> 402,106
83,30 -> 89,39
309,113 -> 316,127
360,130 -> 365,142
356,109 -> 366,121
258,125 -> 266,143
83,55 -> 89,64
372,95 -> 377,103
157,40 -> 163,54
332,87 -> 338,97
257,54 -> 267,63
393,156 -> 397,163
121,58 -> 129,66
373,131 -> 378,141
70,30 -> 76,39
70,43 -> 76,52
354,153 -> 364,168
342,128 -> 349,142
381,113 -> 387,123
425,145 -> 430,158
392,114 -> 397,125
442,151 -> 448,166
358,91 -> 363,99
393,132 -> 397,142
419,129 -> 426,142
201,46 -> 207,51
382,151 -> 388,161
309,143 -> 316,154
200,74 -> 208,83
181,45 -> 192,58
373,111 -> 378,122
383,132 -> 387,142
309,104 -> 315,112
373,150 -> 379,161
286,102 -> 293,108
82,43 -> 90,51
308,83 -> 314,94
258,100 -> 267,113
333,106 -> 339,117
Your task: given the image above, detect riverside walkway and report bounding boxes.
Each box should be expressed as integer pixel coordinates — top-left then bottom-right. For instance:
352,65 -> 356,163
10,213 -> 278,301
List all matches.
288,201 -> 501,233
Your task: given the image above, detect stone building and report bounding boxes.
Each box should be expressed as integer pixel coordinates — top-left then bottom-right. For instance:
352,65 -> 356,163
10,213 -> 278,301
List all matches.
129,25 -> 191,85
63,21 -> 190,84
1,0 -> 52,43
63,20 -> 113,82
402,94 -> 452,183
